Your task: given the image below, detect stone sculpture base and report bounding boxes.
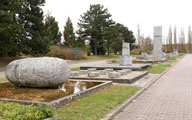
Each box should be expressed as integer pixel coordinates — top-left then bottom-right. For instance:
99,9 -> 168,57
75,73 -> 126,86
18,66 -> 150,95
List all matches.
119,56 -> 132,66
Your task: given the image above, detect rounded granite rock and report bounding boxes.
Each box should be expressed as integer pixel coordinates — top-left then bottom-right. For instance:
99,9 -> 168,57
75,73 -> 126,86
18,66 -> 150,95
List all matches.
5,57 -> 70,88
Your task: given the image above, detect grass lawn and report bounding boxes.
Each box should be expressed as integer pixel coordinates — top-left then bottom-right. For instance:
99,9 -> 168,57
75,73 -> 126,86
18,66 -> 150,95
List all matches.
167,59 -> 177,63
148,64 -> 171,74
167,53 -> 185,63
87,54 -> 120,60
0,78 -> 7,82
56,85 -> 140,120
71,67 -> 80,71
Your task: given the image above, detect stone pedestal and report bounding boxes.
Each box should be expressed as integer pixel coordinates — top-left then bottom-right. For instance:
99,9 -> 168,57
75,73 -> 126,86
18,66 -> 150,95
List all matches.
120,56 -> 132,66
153,26 -> 163,61
141,52 -> 149,60
119,42 -> 132,66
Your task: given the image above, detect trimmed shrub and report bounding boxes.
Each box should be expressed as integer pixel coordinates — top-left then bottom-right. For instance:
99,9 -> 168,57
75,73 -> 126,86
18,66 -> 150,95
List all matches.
0,102 -> 54,120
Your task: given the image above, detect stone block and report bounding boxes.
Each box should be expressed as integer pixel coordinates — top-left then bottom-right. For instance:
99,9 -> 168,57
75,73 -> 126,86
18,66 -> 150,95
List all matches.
141,52 -> 149,60
88,71 -> 100,77
98,70 -> 107,75
108,72 -> 121,78
117,70 -> 127,75
120,56 -> 132,66
79,70 -> 88,74
123,69 -> 132,74
105,69 -> 114,72
71,71 -> 81,76
122,43 -> 130,56
154,26 -> 162,37
5,57 -> 70,88
153,26 -> 163,61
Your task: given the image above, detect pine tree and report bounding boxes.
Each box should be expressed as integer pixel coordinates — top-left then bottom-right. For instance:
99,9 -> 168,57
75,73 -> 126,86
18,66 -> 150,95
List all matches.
20,0 -> 51,55
45,14 -> 62,45
63,17 -> 76,47
77,4 -> 114,55
0,0 -> 26,57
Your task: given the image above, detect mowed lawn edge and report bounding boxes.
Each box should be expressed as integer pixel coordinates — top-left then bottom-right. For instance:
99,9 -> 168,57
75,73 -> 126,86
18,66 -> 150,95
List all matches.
56,85 -> 140,120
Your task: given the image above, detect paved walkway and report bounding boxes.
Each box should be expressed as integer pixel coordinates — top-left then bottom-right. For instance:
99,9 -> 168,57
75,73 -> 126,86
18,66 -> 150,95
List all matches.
69,59 -> 107,68
114,54 -> 192,120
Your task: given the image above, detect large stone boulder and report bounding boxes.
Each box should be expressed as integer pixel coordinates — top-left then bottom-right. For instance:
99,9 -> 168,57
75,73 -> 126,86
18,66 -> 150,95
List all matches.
5,57 -> 70,88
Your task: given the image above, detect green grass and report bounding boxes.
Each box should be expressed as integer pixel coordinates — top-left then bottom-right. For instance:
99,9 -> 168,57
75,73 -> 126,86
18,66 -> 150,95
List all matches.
148,64 -> 171,74
167,53 -> 185,63
56,85 -> 140,120
167,59 -> 177,63
87,54 -> 120,60
0,78 -> 7,82
71,67 -> 80,71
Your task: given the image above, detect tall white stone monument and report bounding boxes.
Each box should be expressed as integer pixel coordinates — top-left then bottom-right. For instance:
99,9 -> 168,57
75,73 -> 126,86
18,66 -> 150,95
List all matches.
153,26 -> 163,61
120,42 -> 132,66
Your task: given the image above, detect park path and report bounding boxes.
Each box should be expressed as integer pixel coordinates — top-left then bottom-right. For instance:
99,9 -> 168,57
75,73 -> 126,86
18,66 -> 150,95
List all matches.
114,54 -> 192,120
69,59 -> 107,68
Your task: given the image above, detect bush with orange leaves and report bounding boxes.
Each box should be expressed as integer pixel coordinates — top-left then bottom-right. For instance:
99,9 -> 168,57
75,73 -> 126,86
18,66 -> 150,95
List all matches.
47,46 -> 88,60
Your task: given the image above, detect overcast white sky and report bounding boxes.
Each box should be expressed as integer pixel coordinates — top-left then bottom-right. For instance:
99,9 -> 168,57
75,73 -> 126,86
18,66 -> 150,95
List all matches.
43,0 -> 192,43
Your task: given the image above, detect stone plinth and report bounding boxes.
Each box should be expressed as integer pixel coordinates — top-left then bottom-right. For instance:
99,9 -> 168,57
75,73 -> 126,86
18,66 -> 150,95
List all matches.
141,52 -> 149,60
120,42 -> 132,66
79,70 -> 88,74
120,56 -> 132,66
71,71 -> 81,76
108,72 -> 121,78
98,70 -> 108,75
105,69 -> 114,72
88,72 -> 100,77
153,26 -> 163,61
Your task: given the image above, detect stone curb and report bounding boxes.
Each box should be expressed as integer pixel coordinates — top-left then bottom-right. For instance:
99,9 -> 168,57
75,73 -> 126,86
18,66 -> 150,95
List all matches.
101,57 -> 182,120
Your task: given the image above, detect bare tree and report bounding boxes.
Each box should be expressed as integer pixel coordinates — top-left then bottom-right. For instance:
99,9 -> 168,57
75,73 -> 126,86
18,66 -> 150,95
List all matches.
168,26 -> 173,52
179,28 -> 185,52
137,24 -> 141,46
174,26 -> 177,51
188,26 -> 192,52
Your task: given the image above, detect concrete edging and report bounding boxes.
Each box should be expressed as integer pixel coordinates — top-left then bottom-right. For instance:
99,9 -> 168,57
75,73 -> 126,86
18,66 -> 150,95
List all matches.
101,57 -> 182,120
70,72 -> 148,84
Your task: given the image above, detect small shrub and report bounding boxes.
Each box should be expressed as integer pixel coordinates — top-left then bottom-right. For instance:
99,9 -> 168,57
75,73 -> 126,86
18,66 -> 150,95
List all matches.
131,48 -> 140,55
0,102 -> 54,120
47,46 -> 88,60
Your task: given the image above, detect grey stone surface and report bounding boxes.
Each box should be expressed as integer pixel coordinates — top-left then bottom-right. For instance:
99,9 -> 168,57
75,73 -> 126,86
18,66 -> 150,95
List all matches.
108,72 -> 121,78
153,26 -> 163,61
122,69 -> 132,74
98,70 -> 107,75
5,57 -> 70,88
88,68 -> 97,70
168,52 -> 177,59
105,69 -> 114,72
117,70 -> 127,75
120,42 -> 132,66
141,52 -> 149,60
70,71 -> 81,76
88,71 -> 100,77
122,43 -> 130,56
79,70 -> 88,74
120,56 -> 132,66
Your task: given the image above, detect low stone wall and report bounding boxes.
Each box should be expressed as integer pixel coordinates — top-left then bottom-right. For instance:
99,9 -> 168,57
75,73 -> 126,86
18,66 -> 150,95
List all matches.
70,72 -> 148,84
0,80 -> 112,108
